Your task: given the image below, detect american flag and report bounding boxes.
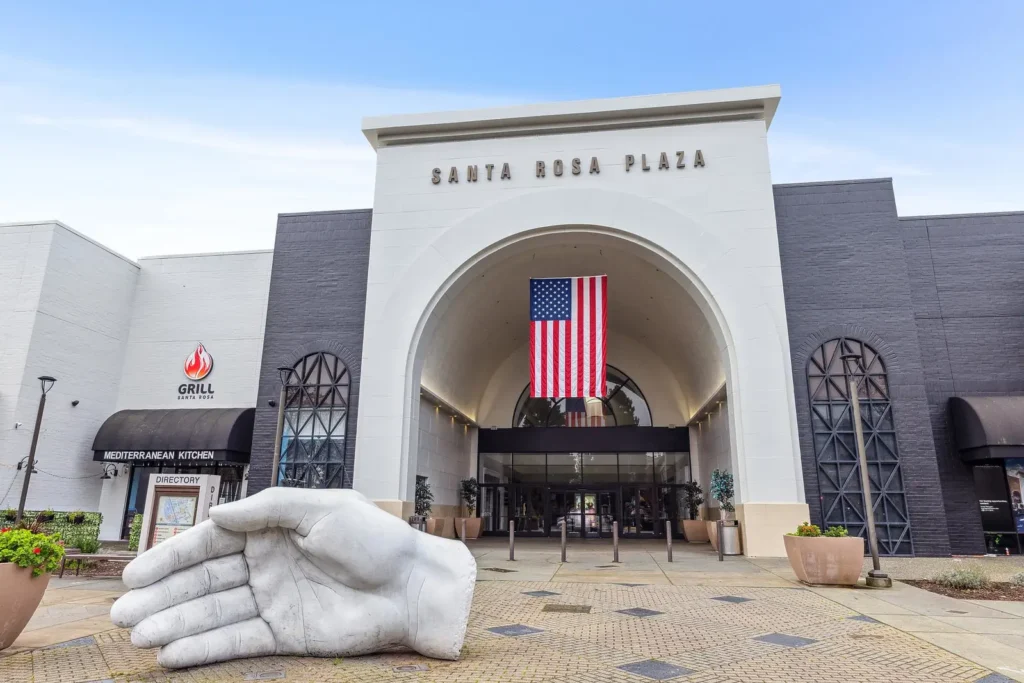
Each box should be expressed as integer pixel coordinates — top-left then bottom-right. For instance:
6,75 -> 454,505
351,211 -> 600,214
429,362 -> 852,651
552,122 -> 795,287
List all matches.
564,397 -> 606,427
530,275 -> 607,398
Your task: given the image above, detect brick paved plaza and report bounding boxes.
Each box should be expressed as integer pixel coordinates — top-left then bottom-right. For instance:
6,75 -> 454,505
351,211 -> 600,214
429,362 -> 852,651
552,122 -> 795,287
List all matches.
2,540 -> 1023,682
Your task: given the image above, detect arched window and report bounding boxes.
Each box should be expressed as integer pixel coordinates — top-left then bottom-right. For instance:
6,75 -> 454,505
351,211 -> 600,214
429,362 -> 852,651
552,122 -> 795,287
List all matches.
278,352 -> 350,489
807,337 -> 912,555
512,364 -> 652,427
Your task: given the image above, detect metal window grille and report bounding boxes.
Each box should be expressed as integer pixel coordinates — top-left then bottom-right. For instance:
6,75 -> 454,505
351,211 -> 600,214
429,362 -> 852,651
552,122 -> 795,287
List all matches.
511,364 -> 652,428
807,337 -> 913,555
278,352 -> 350,489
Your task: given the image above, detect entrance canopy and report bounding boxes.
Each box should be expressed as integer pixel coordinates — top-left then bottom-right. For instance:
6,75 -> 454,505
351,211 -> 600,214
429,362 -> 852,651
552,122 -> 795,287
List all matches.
950,396 -> 1024,462
92,408 -> 254,465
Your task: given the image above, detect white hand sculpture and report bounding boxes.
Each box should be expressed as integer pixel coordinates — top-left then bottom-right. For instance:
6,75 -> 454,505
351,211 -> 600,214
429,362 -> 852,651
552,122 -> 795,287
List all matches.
111,488 -> 476,669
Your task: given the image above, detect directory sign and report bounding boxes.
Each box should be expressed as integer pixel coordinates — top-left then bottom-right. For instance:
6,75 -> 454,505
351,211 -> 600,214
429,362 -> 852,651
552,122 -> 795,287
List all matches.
138,474 -> 221,553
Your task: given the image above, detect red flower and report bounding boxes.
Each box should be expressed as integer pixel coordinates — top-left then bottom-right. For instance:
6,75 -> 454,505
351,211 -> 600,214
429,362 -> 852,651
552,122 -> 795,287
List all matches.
0,528 -> 9,533
33,547 -> 41,554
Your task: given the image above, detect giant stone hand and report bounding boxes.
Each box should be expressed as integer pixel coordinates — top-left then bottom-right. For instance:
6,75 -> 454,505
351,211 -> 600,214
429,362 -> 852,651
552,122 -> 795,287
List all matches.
111,488 -> 476,669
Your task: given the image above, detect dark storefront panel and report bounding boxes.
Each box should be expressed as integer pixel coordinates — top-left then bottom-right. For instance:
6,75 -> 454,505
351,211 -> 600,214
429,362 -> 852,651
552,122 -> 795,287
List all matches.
478,452 -> 690,539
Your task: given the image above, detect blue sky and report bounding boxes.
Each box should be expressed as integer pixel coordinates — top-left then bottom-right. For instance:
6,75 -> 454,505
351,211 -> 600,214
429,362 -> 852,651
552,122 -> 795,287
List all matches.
1,2 -> 1021,257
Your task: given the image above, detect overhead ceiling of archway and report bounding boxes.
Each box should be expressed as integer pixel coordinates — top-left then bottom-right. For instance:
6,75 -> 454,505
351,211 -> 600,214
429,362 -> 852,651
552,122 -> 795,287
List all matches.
419,233 -> 725,420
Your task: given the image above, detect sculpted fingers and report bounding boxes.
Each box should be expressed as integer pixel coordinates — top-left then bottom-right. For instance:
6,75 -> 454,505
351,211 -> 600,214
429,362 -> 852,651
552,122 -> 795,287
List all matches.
156,618 -> 277,669
122,519 -> 245,588
210,487 -> 369,535
111,554 -> 248,628
131,586 -> 259,648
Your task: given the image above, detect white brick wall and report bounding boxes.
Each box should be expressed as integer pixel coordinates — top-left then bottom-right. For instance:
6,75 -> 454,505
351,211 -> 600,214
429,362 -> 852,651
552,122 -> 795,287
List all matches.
114,251 -> 273,410
0,222 -> 138,512
0,222 -> 273,524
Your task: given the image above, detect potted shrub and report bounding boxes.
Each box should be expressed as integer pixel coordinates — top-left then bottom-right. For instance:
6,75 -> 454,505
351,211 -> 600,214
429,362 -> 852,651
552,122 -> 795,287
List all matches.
35,509 -> 55,524
416,476 -> 447,537
68,511 -> 86,525
1,509 -> 15,522
0,527 -> 65,649
680,482 -> 709,543
783,522 -> 864,586
456,478 -> 482,540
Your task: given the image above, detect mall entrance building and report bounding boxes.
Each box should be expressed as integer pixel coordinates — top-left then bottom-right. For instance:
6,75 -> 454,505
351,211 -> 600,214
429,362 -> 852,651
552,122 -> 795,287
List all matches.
4,85 -> 1024,557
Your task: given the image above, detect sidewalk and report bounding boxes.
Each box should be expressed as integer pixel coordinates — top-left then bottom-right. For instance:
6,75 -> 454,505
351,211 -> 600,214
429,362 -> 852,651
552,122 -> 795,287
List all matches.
0,540 -> 1021,682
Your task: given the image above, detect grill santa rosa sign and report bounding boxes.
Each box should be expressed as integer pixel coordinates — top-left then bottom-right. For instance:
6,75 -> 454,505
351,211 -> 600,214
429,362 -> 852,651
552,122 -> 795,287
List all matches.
178,342 -> 215,400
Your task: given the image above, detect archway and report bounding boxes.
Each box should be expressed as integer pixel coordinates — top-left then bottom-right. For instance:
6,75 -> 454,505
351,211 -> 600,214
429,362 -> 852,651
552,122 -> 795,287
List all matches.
353,188 -> 806,554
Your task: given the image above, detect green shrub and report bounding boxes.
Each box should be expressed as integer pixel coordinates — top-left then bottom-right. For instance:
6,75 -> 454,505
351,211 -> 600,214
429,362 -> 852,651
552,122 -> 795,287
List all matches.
823,526 -> 849,537
128,514 -> 143,552
1009,572 -> 1024,587
934,566 -> 989,590
11,510 -> 103,550
0,527 -> 65,576
68,510 -> 86,524
1,508 -> 15,521
76,538 -> 101,554
790,522 -> 822,537
415,476 -> 434,517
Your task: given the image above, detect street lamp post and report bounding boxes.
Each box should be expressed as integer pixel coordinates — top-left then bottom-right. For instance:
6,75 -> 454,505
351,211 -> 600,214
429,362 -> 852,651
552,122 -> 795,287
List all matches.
269,366 -> 294,487
15,376 -> 56,525
839,351 -> 892,589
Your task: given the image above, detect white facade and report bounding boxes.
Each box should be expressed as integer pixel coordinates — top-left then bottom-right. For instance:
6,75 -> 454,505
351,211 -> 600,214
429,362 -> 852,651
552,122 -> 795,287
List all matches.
0,220 -> 272,540
355,86 -> 809,549
0,222 -> 138,514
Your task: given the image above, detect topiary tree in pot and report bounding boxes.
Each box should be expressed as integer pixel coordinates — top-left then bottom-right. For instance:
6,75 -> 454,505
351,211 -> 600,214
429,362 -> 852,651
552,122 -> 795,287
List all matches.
457,478 -> 481,540
680,482 -> 709,543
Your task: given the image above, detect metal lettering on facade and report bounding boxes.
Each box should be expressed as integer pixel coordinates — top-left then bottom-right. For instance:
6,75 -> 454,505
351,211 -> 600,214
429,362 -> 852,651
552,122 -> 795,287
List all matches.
431,151 -> 704,185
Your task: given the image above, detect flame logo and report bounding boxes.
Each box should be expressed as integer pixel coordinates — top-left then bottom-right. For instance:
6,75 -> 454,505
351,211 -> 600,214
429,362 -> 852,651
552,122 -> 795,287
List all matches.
183,343 -> 213,381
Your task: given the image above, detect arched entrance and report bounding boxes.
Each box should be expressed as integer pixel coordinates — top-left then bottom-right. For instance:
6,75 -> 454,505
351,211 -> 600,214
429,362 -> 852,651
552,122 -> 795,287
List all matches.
353,189 -> 807,555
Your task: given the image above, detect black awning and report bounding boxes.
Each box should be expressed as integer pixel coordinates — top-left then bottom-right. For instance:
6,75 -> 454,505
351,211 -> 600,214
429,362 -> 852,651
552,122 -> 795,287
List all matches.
950,396 -> 1024,462
92,408 -> 255,464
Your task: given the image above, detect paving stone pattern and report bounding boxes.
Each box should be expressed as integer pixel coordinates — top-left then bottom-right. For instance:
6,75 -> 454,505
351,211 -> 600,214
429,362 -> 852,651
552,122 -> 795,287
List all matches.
0,581 -> 999,682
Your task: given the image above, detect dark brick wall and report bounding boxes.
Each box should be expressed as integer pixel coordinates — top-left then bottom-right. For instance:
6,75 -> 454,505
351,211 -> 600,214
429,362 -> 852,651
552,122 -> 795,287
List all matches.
901,211 -> 1024,554
774,179 -> 952,556
248,209 -> 372,495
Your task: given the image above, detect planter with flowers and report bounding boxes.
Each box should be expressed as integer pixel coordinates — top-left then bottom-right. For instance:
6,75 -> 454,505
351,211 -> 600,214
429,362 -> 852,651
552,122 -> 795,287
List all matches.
784,522 -> 864,586
0,527 -> 65,649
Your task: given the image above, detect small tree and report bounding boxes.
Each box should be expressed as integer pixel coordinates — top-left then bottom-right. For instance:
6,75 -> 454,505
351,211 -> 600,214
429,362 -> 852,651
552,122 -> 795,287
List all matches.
680,481 -> 704,520
709,469 -> 735,515
415,475 -> 434,517
460,478 -> 478,516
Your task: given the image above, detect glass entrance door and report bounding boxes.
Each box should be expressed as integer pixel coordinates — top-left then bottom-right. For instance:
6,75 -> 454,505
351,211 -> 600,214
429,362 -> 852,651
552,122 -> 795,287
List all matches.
622,486 -> 656,537
512,486 -> 546,536
549,490 -> 618,538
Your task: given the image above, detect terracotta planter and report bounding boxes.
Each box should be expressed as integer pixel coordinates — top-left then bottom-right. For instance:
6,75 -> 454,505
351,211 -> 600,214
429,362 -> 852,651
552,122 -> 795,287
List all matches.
425,517 -> 455,538
783,535 -> 864,586
455,517 -> 483,540
682,519 -> 709,543
0,564 -> 51,650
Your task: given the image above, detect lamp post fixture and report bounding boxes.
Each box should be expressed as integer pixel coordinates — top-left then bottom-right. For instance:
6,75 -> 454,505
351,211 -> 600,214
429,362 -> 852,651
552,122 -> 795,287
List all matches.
270,366 -> 295,487
15,376 -> 56,525
839,350 -> 892,589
